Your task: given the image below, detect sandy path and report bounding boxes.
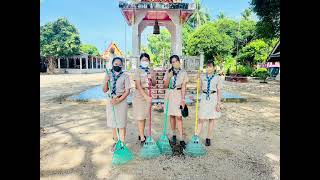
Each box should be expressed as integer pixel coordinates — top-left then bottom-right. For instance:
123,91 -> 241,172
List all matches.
40,73 -> 280,180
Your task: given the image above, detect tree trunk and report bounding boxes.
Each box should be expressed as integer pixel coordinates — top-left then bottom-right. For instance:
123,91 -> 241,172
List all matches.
47,56 -> 56,74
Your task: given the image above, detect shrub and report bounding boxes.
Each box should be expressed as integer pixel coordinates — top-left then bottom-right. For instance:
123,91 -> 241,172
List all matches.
252,68 -> 269,79
237,65 -> 253,76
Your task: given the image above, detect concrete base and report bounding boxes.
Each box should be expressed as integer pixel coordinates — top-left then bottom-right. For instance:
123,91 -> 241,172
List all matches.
54,69 -> 104,74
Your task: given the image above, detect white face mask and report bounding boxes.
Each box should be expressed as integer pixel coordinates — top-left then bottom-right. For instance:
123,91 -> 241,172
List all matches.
140,61 -> 149,68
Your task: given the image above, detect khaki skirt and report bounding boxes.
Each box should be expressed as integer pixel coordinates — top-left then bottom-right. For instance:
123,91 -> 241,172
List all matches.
199,93 -> 221,120
165,89 -> 182,117
132,89 -> 150,120
106,96 -> 128,128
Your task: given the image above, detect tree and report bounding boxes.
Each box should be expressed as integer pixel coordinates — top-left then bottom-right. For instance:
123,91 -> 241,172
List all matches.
147,28 -> 171,67
186,22 -> 234,62
40,17 -> 81,73
211,18 -> 256,56
238,39 -> 269,66
182,24 -> 194,55
80,44 -> 100,56
241,8 -> 253,20
187,0 -> 210,28
251,0 -> 280,39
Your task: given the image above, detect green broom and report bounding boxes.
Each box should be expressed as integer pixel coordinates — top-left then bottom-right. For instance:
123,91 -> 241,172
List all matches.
156,79 -> 173,155
106,69 -> 134,165
184,70 -> 207,157
140,78 -> 161,159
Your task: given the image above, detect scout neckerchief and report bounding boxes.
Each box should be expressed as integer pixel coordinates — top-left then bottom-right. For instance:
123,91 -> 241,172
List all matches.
139,65 -> 150,74
111,69 -> 123,97
171,68 -> 181,89
205,73 -> 215,100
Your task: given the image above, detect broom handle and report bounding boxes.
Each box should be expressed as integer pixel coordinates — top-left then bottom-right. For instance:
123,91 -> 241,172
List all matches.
106,69 -> 120,140
148,78 -> 152,136
195,70 -> 200,134
163,79 -> 172,135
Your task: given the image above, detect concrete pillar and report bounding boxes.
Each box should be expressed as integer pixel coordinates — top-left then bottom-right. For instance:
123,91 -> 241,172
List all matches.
96,59 -> 98,69
58,58 -> 61,69
164,22 -> 176,55
66,58 -> 69,68
167,11 -> 183,56
132,10 -> 147,70
132,23 -> 139,58
200,52 -> 204,71
91,58 -> 94,69
80,58 -> 82,70
86,57 -> 88,69
74,58 -> 76,68
99,59 -> 102,69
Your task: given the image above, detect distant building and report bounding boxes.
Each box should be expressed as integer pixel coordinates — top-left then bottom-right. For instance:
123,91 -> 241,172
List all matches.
258,41 -> 280,78
46,42 -> 124,74
101,42 -> 124,70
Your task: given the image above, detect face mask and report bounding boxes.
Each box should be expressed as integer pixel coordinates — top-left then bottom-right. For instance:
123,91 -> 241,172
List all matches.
140,61 -> 149,68
207,67 -> 214,74
172,62 -> 180,69
113,65 -> 122,72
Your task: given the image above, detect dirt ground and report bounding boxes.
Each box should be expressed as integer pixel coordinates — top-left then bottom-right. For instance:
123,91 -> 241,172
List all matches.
40,73 -> 280,180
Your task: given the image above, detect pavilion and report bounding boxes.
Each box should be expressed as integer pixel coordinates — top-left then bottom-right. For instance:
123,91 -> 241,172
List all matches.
119,0 -> 196,69
53,42 -> 124,73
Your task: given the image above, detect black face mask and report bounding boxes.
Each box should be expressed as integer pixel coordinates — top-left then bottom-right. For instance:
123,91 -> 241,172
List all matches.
113,65 -> 122,72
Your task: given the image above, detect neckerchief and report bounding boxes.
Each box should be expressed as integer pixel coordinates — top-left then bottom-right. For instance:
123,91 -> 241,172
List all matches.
206,73 -> 215,100
111,69 -> 123,96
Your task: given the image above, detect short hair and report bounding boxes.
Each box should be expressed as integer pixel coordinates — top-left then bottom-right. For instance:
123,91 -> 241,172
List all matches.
140,53 -> 150,61
112,57 -> 123,65
206,60 -> 215,66
169,55 -> 180,64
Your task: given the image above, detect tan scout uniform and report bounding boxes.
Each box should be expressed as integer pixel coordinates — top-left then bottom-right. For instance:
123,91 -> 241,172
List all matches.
199,73 -> 222,119
164,69 -> 189,117
132,68 -> 153,120
105,72 -> 131,128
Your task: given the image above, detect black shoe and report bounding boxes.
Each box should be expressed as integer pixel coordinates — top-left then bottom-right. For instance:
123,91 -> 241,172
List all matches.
172,135 -> 177,145
138,135 -> 146,141
180,141 -> 186,149
140,136 -> 146,146
205,138 -> 211,146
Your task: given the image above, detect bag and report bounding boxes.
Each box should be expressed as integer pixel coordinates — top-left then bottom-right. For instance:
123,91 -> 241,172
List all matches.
180,104 -> 189,118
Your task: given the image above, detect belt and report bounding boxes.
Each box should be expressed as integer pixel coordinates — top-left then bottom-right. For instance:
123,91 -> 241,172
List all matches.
202,90 -> 216,94
170,87 -> 181,90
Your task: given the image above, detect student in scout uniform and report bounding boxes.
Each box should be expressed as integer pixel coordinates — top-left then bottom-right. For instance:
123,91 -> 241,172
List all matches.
103,57 -> 131,152
197,60 -> 222,146
163,55 -> 189,148
132,53 -> 156,145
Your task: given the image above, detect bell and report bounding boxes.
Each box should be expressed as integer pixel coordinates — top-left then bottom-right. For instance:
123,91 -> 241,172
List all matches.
153,20 -> 160,35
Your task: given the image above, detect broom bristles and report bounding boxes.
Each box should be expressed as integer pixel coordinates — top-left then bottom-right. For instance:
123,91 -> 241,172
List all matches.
112,141 -> 134,165
140,136 -> 161,159
156,134 -> 173,155
184,135 -> 207,157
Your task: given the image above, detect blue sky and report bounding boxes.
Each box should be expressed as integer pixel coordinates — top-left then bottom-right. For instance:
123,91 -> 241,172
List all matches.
40,0 -> 255,54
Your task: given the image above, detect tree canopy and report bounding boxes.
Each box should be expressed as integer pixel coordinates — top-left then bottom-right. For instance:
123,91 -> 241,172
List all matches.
185,22 -> 234,61
251,0 -> 280,39
146,28 -> 171,66
40,17 -> 81,73
80,44 -> 100,56
40,17 -> 81,58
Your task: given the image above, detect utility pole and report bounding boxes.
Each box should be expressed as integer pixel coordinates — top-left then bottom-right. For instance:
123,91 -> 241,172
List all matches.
124,22 -> 127,70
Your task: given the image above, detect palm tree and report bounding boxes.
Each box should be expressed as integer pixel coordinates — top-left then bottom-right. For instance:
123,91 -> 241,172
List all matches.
217,12 -> 226,19
187,0 -> 210,28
